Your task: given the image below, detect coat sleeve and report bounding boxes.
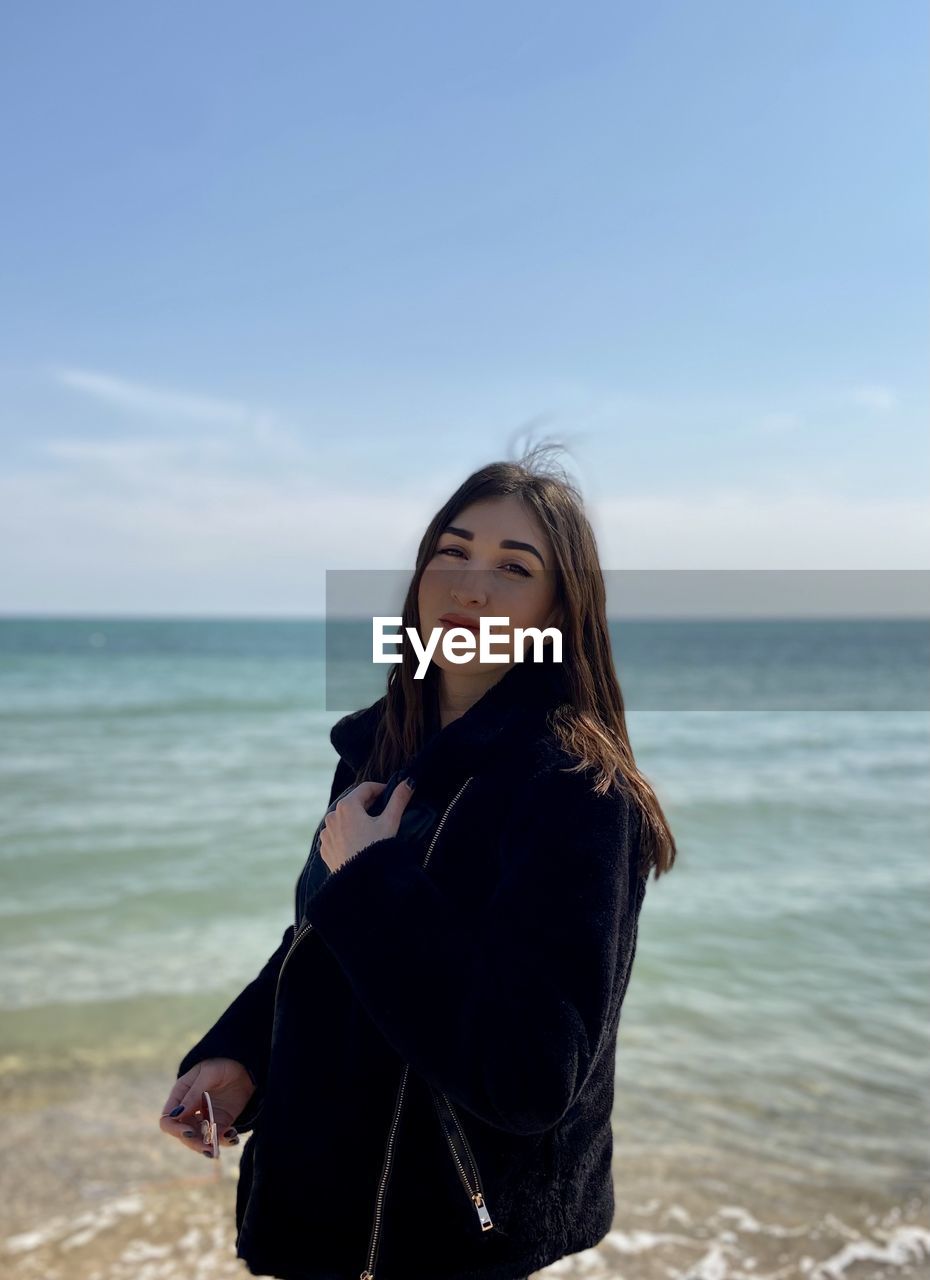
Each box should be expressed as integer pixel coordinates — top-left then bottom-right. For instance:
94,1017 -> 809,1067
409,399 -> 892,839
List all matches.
304,765 -> 644,1136
175,754 -> 355,1131
175,921 -> 295,1132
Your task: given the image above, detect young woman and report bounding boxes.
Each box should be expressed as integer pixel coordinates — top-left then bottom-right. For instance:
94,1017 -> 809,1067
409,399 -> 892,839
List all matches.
160,444 -> 676,1280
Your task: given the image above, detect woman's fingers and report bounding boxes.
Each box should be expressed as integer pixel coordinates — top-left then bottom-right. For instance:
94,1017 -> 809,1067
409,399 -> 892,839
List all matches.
159,1062 -> 253,1154
158,1083 -> 193,1137
343,780 -> 387,809
159,1083 -> 215,1152
159,1082 -> 203,1148
159,1089 -> 241,1153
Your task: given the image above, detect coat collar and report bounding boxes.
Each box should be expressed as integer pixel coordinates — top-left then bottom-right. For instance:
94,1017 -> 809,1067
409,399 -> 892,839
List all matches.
329,655 -> 572,790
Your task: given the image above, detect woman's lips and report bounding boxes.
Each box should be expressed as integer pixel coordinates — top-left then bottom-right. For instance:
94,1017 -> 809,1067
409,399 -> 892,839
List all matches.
439,618 -> 480,633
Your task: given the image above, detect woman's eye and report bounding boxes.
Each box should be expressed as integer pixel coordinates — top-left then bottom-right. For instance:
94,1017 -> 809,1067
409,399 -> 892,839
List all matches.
436,547 -> 530,577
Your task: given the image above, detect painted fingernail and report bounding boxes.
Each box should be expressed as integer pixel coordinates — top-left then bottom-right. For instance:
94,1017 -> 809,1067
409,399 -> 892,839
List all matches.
223,1128 -> 237,1138
169,1104 -> 184,1117
228,1135 -> 240,1144
183,1130 -> 196,1138
202,1150 -> 214,1158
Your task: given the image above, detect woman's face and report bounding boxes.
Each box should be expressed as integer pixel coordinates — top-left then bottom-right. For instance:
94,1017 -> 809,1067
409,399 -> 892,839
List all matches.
417,495 -> 564,675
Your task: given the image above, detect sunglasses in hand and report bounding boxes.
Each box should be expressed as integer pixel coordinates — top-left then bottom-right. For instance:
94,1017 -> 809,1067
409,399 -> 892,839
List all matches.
198,1089 -> 220,1162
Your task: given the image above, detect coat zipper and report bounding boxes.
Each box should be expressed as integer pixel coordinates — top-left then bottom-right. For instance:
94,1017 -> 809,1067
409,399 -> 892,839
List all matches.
238,773 -> 483,1276
248,777 -> 364,1125
429,1086 -> 494,1231
360,773 -> 477,1280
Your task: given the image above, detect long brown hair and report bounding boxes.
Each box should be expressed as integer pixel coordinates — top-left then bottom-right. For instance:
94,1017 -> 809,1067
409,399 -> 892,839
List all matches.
362,439 -> 677,882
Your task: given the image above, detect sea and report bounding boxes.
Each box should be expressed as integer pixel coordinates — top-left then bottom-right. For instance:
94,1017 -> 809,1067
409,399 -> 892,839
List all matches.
1,616 -> 928,1280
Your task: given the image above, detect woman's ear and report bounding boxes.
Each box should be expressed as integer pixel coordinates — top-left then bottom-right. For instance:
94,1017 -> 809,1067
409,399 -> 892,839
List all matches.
541,603 -> 565,647
544,603 -> 565,633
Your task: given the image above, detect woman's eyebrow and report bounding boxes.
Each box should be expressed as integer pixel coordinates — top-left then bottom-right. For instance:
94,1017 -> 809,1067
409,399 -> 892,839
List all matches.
442,524 -> 546,568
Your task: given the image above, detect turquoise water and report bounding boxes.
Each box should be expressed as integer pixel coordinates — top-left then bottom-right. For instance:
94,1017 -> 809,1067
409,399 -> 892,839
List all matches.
1,617 -> 928,1277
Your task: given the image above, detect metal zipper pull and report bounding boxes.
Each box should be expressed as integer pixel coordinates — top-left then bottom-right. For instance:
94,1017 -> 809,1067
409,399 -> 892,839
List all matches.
472,1191 -> 493,1231
431,1085 -> 495,1231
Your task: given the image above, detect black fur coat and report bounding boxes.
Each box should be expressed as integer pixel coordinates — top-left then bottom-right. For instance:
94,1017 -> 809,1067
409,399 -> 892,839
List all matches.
176,656 -> 648,1280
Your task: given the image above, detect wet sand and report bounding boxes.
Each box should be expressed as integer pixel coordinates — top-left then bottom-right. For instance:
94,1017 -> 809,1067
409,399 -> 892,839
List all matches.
2,1062 -> 928,1280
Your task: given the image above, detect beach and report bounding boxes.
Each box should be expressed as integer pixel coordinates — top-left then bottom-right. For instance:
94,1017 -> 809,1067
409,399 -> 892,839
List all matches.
2,1055 -> 927,1279
2,617 -> 928,1278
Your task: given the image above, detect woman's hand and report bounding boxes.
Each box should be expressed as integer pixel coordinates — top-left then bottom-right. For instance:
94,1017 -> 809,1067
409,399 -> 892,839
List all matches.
159,1057 -> 254,1155
320,778 -> 416,875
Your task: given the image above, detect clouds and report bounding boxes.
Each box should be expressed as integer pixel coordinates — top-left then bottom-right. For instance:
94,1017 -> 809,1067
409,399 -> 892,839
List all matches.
845,384 -> 899,414
595,488 -> 929,572
1,364 -> 926,615
51,366 -> 256,425
47,365 -> 305,454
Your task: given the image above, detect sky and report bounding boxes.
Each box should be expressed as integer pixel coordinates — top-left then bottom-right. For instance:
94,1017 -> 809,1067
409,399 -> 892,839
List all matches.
1,0 -> 927,617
